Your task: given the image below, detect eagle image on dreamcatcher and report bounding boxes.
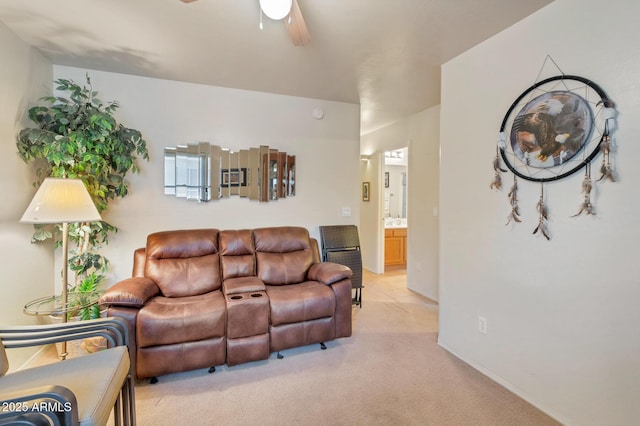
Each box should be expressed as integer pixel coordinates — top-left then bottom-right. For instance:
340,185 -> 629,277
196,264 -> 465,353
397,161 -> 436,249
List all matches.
491,74 -> 617,240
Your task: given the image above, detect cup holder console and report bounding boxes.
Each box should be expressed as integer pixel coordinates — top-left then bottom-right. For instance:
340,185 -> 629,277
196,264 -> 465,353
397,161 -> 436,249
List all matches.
225,289 -> 270,365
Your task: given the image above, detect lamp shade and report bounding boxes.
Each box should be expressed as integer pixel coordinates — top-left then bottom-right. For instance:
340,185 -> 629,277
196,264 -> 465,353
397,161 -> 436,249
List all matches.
20,178 -> 101,224
259,0 -> 292,20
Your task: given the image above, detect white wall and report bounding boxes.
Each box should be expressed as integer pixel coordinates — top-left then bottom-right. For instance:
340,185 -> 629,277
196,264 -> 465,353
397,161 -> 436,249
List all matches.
0,22 -> 53,369
53,66 -> 361,283
407,107 -> 439,300
438,0 -> 640,424
359,153 -> 384,273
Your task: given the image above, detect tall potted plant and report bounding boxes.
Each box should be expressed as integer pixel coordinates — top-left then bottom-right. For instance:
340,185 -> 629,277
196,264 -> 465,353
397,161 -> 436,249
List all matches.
17,75 -> 149,320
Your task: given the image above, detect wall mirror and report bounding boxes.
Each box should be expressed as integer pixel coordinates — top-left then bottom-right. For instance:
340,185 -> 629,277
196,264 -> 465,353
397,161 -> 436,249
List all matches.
164,143 -> 295,203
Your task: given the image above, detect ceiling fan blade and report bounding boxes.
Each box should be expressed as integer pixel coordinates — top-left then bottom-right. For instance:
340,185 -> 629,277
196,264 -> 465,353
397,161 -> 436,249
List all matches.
180,0 -> 198,3
286,0 -> 310,46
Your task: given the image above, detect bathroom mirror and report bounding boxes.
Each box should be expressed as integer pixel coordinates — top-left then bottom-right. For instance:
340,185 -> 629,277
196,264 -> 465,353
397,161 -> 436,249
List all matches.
384,148 -> 408,224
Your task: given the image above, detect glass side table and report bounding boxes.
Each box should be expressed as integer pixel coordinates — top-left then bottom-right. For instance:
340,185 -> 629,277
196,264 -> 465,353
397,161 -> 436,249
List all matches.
23,291 -> 103,360
24,291 -> 102,317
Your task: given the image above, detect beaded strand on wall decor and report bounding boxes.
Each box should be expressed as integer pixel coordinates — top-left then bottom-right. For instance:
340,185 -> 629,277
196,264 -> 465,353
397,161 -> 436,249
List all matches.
164,143 -> 295,203
491,58 -> 617,240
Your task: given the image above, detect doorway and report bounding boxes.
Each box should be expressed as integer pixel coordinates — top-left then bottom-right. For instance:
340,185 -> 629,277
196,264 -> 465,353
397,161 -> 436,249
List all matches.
383,148 -> 408,270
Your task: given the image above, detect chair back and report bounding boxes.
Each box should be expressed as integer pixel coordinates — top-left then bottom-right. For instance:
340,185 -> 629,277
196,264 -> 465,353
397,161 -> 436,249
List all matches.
319,225 -> 361,253
319,225 -> 363,291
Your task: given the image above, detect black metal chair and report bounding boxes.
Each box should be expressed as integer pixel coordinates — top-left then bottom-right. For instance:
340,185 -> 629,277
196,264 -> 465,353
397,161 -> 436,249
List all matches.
319,225 -> 363,307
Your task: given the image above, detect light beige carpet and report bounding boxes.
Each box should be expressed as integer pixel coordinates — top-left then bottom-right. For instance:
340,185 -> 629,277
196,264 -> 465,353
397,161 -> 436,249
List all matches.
130,268 -> 559,426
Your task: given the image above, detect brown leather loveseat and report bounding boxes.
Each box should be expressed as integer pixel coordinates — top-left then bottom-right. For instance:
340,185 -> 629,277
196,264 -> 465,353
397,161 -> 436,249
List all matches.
99,226 -> 353,382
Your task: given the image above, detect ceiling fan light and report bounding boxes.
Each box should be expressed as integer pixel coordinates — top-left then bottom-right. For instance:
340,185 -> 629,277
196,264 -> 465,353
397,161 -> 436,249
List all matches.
259,0 -> 292,20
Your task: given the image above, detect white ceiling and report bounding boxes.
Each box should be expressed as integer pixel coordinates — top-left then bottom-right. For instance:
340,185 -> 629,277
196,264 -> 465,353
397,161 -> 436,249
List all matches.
0,0 -> 552,135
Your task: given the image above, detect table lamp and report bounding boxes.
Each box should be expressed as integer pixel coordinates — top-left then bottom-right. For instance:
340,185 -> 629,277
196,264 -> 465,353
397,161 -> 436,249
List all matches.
20,177 -> 101,359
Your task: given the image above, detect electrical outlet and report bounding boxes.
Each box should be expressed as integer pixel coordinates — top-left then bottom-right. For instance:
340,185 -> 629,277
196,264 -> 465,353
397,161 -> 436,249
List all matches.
478,316 -> 488,334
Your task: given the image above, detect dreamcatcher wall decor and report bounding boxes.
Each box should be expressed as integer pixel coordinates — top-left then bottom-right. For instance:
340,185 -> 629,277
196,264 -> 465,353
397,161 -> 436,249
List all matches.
491,64 -> 617,240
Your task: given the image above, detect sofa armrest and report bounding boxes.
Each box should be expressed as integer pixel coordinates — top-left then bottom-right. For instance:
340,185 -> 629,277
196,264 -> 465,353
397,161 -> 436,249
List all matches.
308,262 -> 352,285
99,277 -> 160,308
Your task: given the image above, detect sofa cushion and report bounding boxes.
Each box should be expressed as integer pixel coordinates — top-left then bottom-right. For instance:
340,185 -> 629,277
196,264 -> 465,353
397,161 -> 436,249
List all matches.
145,229 -> 221,297
254,227 -> 314,285
266,282 -> 336,326
137,291 -> 226,347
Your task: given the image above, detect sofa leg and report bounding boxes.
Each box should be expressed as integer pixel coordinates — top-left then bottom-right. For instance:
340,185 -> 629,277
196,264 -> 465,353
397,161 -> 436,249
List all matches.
150,377 -> 158,384
320,342 -> 327,350
277,352 -> 284,359
208,367 -> 216,374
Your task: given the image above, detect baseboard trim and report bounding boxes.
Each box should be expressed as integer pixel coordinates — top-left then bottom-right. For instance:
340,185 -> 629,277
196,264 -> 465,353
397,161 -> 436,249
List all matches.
437,338 -> 568,425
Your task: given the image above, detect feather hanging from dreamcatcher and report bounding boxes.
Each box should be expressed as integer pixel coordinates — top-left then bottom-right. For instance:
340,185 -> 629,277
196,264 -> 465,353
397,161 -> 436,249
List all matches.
532,184 -> 550,240
571,163 -> 595,217
490,135 -> 507,190
506,175 -> 521,225
597,118 -> 616,182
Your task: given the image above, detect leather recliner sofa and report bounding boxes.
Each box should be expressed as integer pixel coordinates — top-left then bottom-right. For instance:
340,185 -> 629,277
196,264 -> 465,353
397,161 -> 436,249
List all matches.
99,226 -> 353,382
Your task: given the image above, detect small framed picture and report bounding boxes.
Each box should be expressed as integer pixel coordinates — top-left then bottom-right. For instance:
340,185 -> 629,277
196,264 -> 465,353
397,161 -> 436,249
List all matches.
384,172 -> 389,188
362,182 -> 370,202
